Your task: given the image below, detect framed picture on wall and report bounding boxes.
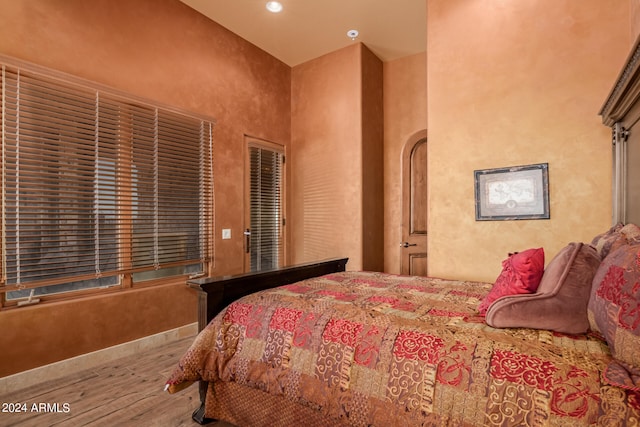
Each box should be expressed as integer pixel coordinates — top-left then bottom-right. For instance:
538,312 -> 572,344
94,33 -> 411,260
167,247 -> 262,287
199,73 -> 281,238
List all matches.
474,163 -> 549,221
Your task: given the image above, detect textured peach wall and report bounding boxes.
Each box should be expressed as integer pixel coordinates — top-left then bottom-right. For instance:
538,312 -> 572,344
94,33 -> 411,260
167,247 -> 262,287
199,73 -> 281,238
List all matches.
632,0 -> 640,39
427,0 -> 630,282
383,53 -> 427,274
291,45 -> 363,269
0,283 -> 197,377
0,0 -> 290,375
290,44 -> 384,271
361,46 -> 384,272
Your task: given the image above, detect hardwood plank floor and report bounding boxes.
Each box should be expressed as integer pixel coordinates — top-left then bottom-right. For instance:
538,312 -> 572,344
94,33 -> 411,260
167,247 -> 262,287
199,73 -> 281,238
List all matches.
0,336 -> 233,426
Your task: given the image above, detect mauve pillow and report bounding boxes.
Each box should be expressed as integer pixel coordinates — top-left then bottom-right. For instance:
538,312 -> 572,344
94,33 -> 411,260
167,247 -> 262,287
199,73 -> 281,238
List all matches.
478,247 -> 544,315
486,242 -> 600,334
620,223 -> 640,244
591,223 -> 624,259
588,242 -> 640,389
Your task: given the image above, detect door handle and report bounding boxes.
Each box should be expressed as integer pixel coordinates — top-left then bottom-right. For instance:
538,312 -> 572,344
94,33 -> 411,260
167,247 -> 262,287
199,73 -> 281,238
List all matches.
400,242 -> 417,248
244,228 -> 251,254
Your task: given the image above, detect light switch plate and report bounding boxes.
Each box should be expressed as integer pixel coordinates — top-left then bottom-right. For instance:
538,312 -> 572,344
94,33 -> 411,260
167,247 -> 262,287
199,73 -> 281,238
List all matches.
222,228 -> 231,240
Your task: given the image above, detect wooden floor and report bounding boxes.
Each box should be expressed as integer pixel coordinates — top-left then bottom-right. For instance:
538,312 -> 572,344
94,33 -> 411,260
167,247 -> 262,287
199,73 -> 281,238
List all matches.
0,336 -> 233,426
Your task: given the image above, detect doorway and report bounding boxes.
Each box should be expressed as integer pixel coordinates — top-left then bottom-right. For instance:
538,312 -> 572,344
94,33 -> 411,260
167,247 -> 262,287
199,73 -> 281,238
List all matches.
244,137 -> 285,272
400,130 -> 428,275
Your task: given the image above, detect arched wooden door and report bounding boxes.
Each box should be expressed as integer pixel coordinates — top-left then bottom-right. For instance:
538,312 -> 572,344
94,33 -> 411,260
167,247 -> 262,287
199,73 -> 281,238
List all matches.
401,131 -> 428,276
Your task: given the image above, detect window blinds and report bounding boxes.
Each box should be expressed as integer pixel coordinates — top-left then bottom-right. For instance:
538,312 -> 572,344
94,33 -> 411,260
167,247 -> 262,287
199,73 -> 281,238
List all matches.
1,63 -> 213,298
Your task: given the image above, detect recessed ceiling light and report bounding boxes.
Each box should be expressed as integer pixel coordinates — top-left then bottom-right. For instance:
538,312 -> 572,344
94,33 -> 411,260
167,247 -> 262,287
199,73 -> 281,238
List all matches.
266,1 -> 283,13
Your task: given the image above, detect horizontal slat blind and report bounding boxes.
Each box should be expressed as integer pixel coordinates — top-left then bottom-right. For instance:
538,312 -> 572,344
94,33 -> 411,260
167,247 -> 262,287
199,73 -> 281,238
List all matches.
249,145 -> 282,271
130,109 -> 211,270
1,63 -> 213,298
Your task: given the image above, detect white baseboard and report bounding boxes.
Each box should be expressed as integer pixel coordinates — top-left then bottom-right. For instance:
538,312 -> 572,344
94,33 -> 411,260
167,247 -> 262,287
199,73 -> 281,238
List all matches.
0,322 -> 198,396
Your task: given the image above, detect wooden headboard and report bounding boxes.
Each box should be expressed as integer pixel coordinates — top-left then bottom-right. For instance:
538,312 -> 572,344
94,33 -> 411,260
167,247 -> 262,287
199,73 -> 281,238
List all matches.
600,34 -> 640,225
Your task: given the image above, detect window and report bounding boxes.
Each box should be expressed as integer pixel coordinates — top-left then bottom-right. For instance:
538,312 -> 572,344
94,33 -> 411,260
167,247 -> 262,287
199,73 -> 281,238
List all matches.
0,61 -> 214,305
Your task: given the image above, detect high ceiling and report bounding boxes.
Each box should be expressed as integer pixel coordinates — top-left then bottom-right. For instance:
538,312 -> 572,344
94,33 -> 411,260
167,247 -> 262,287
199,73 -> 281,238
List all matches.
179,0 -> 427,66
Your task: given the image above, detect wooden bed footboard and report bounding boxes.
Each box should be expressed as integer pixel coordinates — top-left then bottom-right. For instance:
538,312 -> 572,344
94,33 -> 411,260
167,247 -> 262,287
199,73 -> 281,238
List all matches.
187,257 -> 349,330
186,257 -> 349,425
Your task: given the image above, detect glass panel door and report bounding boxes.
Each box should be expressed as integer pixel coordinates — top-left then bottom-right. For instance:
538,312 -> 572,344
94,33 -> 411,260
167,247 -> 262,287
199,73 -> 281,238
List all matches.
247,141 -> 284,272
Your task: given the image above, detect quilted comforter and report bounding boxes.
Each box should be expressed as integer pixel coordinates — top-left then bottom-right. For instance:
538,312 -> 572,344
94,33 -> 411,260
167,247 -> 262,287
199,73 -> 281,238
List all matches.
166,271 -> 640,426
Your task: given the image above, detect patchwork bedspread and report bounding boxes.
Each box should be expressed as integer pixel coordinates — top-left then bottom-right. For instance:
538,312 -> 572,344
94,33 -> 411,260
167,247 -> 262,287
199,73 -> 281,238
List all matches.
166,271 -> 640,426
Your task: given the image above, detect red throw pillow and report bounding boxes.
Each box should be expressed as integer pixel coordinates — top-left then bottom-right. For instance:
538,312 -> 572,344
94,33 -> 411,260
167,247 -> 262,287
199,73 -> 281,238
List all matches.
478,247 -> 545,315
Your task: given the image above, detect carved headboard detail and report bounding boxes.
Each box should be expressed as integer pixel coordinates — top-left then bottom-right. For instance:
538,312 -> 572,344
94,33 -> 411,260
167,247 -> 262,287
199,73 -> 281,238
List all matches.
600,35 -> 640,225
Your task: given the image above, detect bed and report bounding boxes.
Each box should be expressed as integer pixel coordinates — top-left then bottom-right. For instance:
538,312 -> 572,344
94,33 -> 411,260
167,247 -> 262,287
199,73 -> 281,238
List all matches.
165,31 -> 640,425
166,225 -> 640,426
